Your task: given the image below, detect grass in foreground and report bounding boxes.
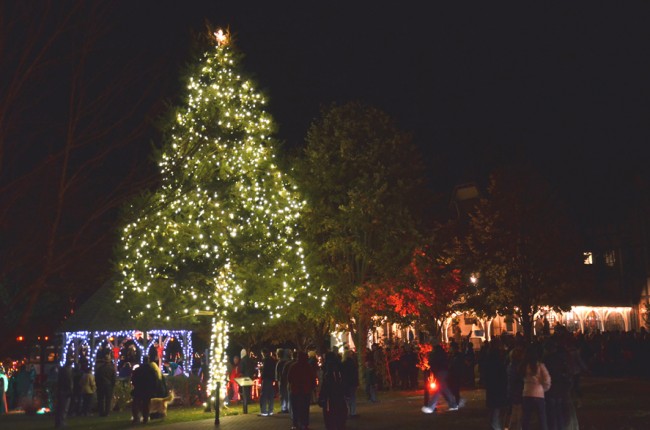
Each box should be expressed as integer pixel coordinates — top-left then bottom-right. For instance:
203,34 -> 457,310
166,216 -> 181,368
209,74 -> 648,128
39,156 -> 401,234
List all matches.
0,400 -> 260,430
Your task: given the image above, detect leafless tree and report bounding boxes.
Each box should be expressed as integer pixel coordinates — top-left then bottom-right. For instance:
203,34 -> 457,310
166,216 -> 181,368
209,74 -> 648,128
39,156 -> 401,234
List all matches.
0,1 -> 175,346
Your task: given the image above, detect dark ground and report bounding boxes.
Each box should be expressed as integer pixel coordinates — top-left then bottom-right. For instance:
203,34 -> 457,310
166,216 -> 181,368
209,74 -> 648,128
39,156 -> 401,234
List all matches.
3,376 -> 646,430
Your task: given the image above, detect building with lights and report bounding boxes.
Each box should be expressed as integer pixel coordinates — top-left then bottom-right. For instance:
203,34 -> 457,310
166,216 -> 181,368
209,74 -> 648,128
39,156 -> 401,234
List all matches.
338,181 -> 650,350
440,182 -> 648,344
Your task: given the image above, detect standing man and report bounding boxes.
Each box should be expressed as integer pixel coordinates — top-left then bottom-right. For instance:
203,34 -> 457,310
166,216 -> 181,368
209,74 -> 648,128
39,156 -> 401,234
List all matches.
54,358 -> 73,429
131,356 -> 157,424
275,348 -> 290,413
281,350 -> 297,422
484,339 -> 508,430
288,351 -> 317,430
259,347 -> 277,416
239,349 -> 255,404
341,349 -> 360,418
95,353 -> 116,417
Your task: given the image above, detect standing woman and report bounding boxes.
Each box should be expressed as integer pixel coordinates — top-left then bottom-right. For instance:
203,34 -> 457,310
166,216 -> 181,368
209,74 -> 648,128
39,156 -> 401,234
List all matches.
521,345 -> 551,430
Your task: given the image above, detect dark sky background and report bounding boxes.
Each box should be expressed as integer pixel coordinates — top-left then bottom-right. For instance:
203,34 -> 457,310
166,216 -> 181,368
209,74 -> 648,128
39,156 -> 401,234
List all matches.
128,1 -> 650,218
3,1 -> 650,340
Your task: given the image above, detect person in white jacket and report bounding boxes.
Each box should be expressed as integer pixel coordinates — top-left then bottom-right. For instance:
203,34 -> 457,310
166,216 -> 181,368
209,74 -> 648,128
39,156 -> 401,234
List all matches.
521,345 -> 551,430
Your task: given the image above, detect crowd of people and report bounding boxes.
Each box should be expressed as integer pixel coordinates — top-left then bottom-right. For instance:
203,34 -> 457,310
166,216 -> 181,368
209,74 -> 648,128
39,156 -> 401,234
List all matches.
437,324 -> 650,430
466,327 -> 585,430
2,324 -> 650,429
0,336 -> 183,427
220,325 -> 650,430
224,346 -> 364,430
52,349 -> 170,427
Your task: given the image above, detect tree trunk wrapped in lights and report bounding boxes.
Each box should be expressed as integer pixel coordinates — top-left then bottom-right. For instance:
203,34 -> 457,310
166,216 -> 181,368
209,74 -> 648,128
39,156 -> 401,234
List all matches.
113,29 -> 325,404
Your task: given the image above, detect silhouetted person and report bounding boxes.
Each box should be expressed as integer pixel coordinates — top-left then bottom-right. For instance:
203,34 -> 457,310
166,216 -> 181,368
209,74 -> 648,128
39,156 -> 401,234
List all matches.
131,357 -> 157,424
54,358 -> 73,429
319,351 -> 347,430
288,351 -> 317,430
95,353 -> 116,417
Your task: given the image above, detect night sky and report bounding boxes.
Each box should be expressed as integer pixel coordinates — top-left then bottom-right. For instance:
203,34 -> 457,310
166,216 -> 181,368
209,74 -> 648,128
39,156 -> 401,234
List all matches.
141,2 -> 650,214
2,1 -> 650,338
11,2 -> 650,202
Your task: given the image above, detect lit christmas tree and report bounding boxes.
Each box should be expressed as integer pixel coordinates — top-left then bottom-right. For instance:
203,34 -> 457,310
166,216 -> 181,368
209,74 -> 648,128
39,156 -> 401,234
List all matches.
114,29 -> 324,402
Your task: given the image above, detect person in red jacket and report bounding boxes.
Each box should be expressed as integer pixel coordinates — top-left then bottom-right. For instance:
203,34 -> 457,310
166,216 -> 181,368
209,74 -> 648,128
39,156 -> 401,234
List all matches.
288,351 -> 317,430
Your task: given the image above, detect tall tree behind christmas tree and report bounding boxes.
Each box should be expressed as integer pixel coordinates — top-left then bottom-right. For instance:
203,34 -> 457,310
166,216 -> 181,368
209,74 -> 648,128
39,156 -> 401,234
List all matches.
113,29 -> 324,400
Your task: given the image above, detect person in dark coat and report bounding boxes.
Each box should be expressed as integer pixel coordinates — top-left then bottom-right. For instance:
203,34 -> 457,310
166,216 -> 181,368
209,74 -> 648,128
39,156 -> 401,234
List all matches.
340,349 -> 359,418
484,339 -> 508,430
364,357 -> 378,403
506,344 -> 525,430
319,351 -> 348,430
68,363 -> 83,417
463,340 -> 476,388
54,358 -> 73,428
130,356 -> 157,424
259,347 -> 277,416
542,337 -> 574,430
448,342 -> 465,406
239,349 -> 255,403
288,350 -> 317,430
95,353 -> 116,417
281,350 -> 297,421
275,348 -> 290,413
422,344 -> 459,414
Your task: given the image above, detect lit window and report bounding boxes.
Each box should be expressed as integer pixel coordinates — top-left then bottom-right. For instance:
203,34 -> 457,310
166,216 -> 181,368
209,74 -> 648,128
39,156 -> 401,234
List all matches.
605,250 -> 616,267
583,252 -> 593,265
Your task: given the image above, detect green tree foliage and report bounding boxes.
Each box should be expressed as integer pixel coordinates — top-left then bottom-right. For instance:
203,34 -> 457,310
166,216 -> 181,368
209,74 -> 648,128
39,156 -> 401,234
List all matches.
113,29 -> 323,395
465,166 -> 583,339
294,101 -> 430,349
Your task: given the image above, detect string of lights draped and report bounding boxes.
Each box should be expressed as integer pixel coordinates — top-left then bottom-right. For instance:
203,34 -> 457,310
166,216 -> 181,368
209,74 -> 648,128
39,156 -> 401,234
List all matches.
59,330 -> 192,376
115,29 -> 326,403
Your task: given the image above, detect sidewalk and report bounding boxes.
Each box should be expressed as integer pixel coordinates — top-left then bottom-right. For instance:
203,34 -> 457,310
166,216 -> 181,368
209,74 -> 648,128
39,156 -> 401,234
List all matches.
157,376 -> 650,430
159,389 -> 479,430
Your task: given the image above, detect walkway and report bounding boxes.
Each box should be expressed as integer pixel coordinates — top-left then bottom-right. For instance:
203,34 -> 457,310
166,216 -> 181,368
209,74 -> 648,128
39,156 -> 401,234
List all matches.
159,388 -> 483,430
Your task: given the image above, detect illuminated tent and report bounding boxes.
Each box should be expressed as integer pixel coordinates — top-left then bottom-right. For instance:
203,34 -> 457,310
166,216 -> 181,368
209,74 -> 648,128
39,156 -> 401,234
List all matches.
57,282 -> 193,374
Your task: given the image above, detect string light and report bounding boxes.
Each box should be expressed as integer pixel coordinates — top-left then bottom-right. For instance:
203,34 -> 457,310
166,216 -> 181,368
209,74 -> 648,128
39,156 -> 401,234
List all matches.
114,28 -> 327,405
60,330 -> 192,376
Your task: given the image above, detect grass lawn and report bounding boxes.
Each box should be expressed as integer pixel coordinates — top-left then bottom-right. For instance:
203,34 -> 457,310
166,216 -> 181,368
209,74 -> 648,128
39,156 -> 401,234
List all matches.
0,400 -> 261,430
1,376 -> 649,429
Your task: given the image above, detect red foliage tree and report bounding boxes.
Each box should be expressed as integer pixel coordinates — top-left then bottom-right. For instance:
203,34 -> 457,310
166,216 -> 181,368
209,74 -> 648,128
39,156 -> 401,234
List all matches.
356,244 -> 463,339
